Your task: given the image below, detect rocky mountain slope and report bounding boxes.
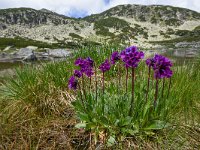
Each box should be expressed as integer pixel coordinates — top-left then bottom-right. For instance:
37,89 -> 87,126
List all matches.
0,4 -> 200,49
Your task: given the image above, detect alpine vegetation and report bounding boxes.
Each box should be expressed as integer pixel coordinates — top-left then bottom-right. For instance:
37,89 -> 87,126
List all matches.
68,45 -> 173,146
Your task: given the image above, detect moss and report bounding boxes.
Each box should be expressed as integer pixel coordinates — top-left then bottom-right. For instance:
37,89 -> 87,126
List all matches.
166,28 -> 175,35
164,34 -> 170,38
94,17 -> 130,30
159,30 -> 165,36
151,35 -> 157,38
96,29 -> 115,37
0,37 -> 78,49
69,33 -> 83,39
149,35 -> 200,44
150,17 -> 157,24
175,30 -> 200,37
165,18 -> 182,26
138,15 -> 146,22
193,26 -> 200,31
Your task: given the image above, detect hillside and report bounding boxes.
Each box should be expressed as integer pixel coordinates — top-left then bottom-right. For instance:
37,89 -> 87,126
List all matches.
0,4 -> 200,49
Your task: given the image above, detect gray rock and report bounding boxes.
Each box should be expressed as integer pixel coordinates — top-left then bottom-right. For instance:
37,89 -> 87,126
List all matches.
48,49 -> 70,58
0,23 -> 7,30
17,48 -> 33,57
15,48 -> 38,61
23,53 -> 37,61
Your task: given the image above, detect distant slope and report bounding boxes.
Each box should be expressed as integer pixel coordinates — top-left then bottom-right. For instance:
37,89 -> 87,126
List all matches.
0,4 -> 200,49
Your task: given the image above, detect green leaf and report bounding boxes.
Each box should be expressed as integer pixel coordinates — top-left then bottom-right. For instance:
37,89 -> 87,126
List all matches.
144,120 -> 170,130
107,136 -> 116,147
121,128 -> 138,135
75,123 -> 86,129
78,112 -> 90,122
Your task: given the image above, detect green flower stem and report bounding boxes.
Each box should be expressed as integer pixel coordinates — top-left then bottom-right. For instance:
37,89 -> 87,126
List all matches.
94,63 -> 98,103
89,77 -> 91,92
82,75 -> 87,99
102,72 -> 105,95
167,78 -> 172,98
118,63 -> 121,89
154,78 -> 159,107
146,66 -> 151,103
78,83 -> 86,112
162,78 -> 165,98
126,67 -> 128,93
129,67 -> 135,116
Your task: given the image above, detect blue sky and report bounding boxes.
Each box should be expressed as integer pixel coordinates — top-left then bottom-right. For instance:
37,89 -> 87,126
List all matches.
0,0 -> 199,18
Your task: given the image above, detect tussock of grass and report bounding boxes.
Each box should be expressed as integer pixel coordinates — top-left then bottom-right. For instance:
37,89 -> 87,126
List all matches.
0,45 -> 200,149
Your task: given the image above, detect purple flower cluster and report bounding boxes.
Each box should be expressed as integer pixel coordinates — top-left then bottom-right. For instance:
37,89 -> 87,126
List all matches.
146,54 -> 173,79
68,76 -> 78,90
75,57 -> 94,77
110,51 -> 120,64
68,57 -> 95,90
74,70 -> 82,78
99,59 -> 111,72
120,46 -> 144,68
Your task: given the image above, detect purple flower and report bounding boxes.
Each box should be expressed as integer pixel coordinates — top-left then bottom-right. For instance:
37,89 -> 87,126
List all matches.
75,58 -> 85,68
110,51 -> 120,64
120,46 -> 144,68
75,57 -> 94,77
99,59 -> 111,72
151,54 -> 173,79
68,76 -> 78,90
74,70 -> 82,78
146,57 -> 156,67
86,57 -> 94,67
84,67 -> 94,77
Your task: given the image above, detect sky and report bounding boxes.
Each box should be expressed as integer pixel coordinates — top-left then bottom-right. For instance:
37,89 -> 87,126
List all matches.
0,0 -> 199,18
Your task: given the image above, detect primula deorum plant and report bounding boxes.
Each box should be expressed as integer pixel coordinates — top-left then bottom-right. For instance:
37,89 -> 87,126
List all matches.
68,46 -> 173,146
146,54 -> 173,106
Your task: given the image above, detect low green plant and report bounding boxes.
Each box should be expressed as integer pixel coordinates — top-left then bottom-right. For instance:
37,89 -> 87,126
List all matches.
69,47 -> 174,146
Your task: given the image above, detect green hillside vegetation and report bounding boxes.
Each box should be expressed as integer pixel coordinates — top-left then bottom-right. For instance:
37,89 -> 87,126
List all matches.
0,37 -> 80,49
94,17 -> 130,37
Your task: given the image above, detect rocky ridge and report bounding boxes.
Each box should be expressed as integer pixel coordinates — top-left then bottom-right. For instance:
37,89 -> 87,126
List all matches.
0,4 -> 200,49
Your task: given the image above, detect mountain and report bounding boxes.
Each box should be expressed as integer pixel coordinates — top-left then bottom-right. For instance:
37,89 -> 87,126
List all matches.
0,7 -> 73,26
0,4 -> 200,49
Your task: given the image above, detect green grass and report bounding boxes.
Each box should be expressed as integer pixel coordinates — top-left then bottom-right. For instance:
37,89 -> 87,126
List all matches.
0,45 -> 200,149
0,37 -> 79,49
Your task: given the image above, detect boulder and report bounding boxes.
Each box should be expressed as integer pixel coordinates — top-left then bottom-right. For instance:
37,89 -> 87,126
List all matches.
16,48 -> 37,61
17,48 -> 33,57
48,49 -> 70,58
23,54 -> 37,61
26,46 -> 38,50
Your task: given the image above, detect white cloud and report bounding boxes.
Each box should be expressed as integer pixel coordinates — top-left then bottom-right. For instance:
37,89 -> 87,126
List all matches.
0,0 -> 199,18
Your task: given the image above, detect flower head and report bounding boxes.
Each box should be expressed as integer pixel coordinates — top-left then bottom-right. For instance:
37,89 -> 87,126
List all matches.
99,59 -> 111,73
110,51 -> 120,64
151,54 -> 173,79
74,70 -> 82,78
86,57 -> 94,67
84,67 -> 94,77
120,46 -> 144,68
146,57 -> 156,67
75,58 -> 85,68
75,57 -> 94,77
68,76 -> 78,90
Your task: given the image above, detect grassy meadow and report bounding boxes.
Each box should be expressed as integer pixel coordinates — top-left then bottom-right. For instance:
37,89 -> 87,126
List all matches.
0,45 -> 200,149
